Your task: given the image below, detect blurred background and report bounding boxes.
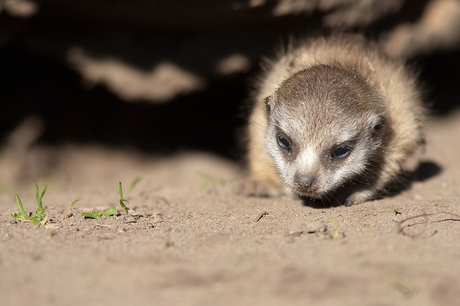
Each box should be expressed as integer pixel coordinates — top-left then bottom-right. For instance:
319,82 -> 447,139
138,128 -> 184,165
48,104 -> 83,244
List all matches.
0,0 -> 459,190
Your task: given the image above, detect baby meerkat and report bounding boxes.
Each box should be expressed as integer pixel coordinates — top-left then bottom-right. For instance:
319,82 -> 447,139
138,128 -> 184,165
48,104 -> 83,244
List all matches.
243,34 -> 426,206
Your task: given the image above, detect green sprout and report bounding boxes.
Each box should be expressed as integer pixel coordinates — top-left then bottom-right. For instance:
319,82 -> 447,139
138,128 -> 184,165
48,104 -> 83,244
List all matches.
82,207 -> 116,220
81,182 -> 128,219
35,182 -> 46,210
197,171 -> 231,194
328,218 -> 340,241
128,173 -> 151,194
165,234 -> 172,248
129,176 -> 143,193
394,208 -> 401,216
119,182 -> 129,214
70,199 -> 80,208
387,273 -> 415,297
198,181 -> 208,194
10,182 -> 47,225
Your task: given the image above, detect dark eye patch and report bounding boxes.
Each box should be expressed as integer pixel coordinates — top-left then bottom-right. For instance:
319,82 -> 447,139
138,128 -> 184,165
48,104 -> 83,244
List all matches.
330,140 -> 355,160
331,146 -> 352,159
276,131 -> 292,152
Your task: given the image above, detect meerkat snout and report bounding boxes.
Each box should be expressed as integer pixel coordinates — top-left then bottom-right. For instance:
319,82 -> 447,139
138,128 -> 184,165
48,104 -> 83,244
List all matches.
294,173 -> 315,187
293,173 -> 316,192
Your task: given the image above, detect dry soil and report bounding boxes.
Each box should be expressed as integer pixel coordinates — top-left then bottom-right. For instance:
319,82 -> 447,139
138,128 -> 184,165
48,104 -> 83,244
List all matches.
1,111 -> 460,306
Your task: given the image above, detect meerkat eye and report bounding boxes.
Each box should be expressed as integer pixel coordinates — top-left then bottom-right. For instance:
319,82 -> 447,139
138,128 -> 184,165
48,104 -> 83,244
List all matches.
331,145 -> 352,159
277,132 -> 292,151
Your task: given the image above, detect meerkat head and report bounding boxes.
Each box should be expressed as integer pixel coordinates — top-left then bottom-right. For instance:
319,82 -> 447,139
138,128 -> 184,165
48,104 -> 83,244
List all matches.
264,64 -> 390,200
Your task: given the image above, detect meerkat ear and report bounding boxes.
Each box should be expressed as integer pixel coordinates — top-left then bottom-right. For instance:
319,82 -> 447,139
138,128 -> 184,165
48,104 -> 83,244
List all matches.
372,116 -> 387,138
264,96 -> 272,116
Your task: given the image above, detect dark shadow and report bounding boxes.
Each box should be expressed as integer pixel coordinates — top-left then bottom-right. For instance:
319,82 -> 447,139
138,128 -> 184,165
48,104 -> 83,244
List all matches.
412,161 -> 443,182
0,45 -> 250,160
417,50 -> 460,115
383,160 -> 442,198
300,197 -> 342,209
370,0 -> 431,33
299,179 -> 376,208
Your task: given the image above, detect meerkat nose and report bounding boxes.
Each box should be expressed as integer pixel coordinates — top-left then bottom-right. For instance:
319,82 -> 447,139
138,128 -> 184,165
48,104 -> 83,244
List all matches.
294,173 -> 316,188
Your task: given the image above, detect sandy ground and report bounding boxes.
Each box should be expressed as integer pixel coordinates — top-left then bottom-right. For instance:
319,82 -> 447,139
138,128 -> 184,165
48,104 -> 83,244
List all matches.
0,109 -> 460,306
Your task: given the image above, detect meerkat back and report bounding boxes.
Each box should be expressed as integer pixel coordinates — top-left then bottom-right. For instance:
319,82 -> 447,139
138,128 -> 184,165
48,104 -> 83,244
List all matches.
243,34 -> 426,206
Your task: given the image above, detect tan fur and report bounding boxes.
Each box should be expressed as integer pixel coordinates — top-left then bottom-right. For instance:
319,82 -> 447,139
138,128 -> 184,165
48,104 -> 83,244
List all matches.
246,34 -> 426,205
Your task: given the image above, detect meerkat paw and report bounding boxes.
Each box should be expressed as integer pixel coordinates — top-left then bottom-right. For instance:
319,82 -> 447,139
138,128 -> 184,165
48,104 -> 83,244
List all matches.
235,179 -> 275,197
343,189 -> 376,207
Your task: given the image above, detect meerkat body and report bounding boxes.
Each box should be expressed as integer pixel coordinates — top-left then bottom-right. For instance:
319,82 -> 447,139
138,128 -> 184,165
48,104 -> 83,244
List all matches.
245,34 -> 426,206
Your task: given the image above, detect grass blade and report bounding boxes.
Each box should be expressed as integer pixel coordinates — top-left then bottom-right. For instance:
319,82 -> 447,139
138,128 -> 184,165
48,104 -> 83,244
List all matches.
129,176 -> 142,193
102,207 -> 116,216
40,185 -> 47,202
35,182 -> 39,208
70,199 -> 80,208
82,212 -> 96,219
119,182 -> 129,214
120,199 -> 129,214
15,195 -> 28,218
30,216 -> 40,225
34,182 -> 47,210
